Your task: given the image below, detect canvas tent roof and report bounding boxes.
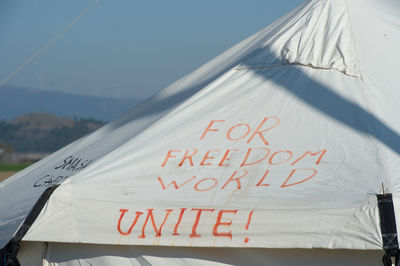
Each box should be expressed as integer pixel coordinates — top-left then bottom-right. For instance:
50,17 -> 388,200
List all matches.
1,0 -> 400,265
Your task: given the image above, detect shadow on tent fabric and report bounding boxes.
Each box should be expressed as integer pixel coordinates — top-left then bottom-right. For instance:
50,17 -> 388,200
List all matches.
239,60 -> 400,157
105,42 -> 400,160
95,38 -> 267,138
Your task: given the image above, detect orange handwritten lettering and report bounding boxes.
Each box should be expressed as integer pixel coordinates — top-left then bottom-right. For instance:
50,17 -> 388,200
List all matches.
194,178 -> 218,192
173,208 -> 187,236
213,210 -> 237,239
190,208 -> 214,238
117,209 -> 143,236
139,209 -> 173,238
281,168 -> 318,188
268,150 -> 293,165
200,120 -> 225,140
157,176 -> 196,190
162,150 -> 181,167
291,150 -> 327,165
241,148 -> 271,166
200,150 -> 219,166
221,170 -> 248,190
218,149 -> 238,167
226,123 -> 251,140
179,148 -> 198,167
256,169 -> 270,186
246,117 -> 280,145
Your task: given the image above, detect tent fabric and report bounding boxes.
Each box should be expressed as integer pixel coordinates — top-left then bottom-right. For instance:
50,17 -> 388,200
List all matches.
1,0 -> 400,254
22,66 -> 384,249
17,241 -> 384,266
243,0 -> 360,77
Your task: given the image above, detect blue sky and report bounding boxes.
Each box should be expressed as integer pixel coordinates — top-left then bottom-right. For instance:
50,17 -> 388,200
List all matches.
0,0 -> 305,99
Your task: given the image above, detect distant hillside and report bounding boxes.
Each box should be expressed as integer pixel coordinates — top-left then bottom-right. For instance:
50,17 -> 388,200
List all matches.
0,113 -> 104,152
0,86 -> 141,121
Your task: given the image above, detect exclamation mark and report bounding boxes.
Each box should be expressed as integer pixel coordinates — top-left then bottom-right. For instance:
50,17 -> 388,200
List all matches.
244,210 -> 253,243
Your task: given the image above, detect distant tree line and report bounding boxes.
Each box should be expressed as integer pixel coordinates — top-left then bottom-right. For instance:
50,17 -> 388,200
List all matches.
0,116 -> 104,153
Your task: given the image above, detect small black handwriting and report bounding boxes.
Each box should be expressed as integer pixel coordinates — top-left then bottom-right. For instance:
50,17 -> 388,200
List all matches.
54,155 -> 93,172
34,174 -> 69,187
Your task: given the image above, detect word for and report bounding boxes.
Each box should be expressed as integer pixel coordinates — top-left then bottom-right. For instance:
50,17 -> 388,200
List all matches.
200,118 -> 280,145
117,208 -> 253,243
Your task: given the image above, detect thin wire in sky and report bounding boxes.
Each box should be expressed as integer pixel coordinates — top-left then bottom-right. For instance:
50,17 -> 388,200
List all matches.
0,0 -> 100,89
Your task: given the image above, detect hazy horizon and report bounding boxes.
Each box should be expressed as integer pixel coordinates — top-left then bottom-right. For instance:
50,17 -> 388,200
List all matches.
1,0 -> 305,99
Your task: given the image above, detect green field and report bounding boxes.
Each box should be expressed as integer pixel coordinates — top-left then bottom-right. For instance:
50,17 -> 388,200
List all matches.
0,163 -> 31,172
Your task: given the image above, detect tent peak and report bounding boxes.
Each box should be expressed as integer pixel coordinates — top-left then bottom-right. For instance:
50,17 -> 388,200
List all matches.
242,0 -> 361,77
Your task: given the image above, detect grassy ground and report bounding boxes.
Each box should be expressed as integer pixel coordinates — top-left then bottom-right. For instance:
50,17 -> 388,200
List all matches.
0,163 -> 31,172
0,163 -> 31,182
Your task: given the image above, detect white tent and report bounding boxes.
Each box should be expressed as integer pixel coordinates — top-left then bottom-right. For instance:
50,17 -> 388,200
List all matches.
1,0 -> 400,265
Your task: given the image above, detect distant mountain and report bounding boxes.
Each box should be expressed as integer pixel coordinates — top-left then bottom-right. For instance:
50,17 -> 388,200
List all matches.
0,86 -> 141,121
0,113 -> 105,152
